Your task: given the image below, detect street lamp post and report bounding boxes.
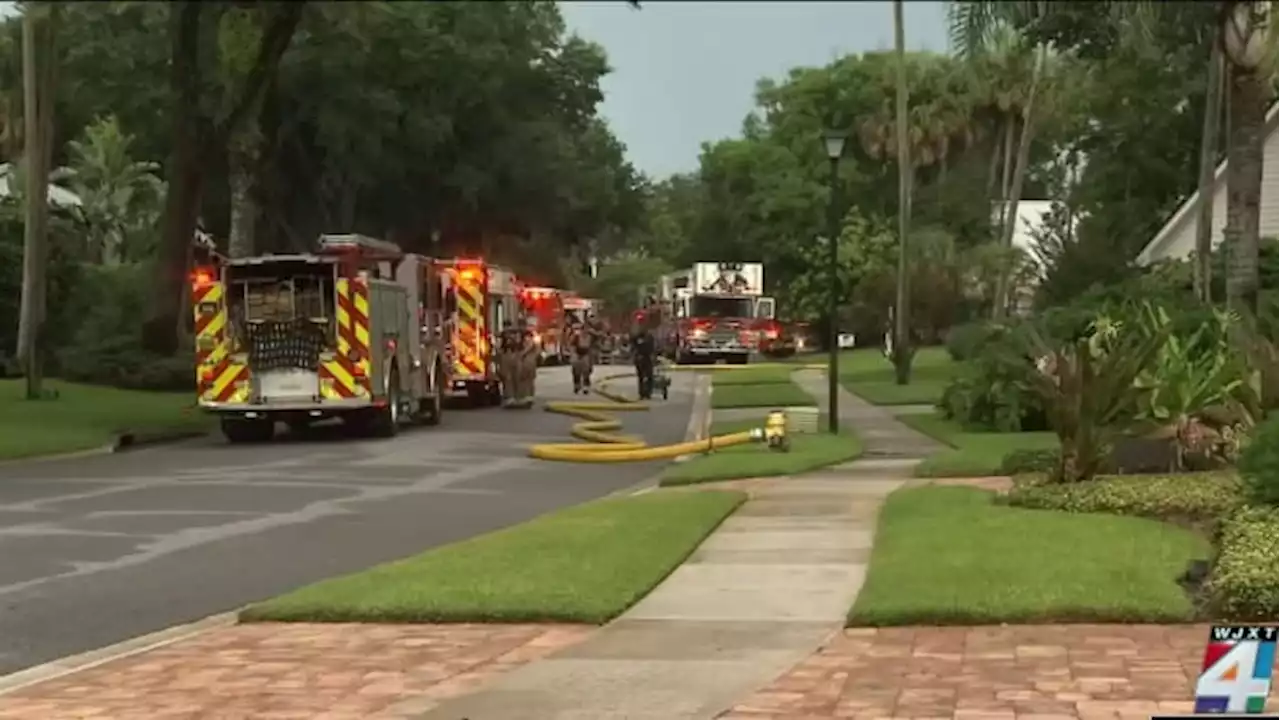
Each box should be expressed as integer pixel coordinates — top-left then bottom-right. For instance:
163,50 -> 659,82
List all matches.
822,129 -> 847,435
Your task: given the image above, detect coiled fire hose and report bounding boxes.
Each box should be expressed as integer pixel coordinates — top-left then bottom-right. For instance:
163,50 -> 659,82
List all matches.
525,362 -> 821,463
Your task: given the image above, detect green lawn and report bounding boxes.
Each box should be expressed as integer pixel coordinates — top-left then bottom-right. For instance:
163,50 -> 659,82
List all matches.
900,411 -> 1058,477
0,379 -> 209,460
661,418 -> 862,486
241,490 -> 745,624
837,346 -> 954,406
711,381 -> 815,409
848,485 -> 1208,626
703,365 -> 798,386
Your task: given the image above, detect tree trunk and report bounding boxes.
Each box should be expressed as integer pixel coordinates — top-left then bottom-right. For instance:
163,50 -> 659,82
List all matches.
985,130 -> 1002,198
891,0 -> 914,385
1193,38 -> 1224,303
226,124 -> 259,258
16,5 -> 56,398
1222,64 -> 1267,316
142,3 -> 206,355
992,45 -> 1046,320
995,112 -> 1017,231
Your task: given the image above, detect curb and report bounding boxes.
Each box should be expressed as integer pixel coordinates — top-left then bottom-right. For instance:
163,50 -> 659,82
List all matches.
0,428 -> 209,468
0,612 -> 238,697
112,428 -> 209,452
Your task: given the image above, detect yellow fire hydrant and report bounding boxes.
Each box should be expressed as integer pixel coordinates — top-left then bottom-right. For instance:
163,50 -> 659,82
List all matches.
750,409 -> 790,452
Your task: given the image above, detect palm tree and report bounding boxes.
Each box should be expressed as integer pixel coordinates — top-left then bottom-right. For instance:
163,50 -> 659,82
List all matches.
948,0 -> 1277,315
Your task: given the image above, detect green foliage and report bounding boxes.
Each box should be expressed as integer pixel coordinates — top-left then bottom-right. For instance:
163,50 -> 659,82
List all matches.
1204,508 -> 1280,622
998,447 -> 1059,475
1017,304 -> 1170,483
578,255 -> 671,327
63,115 -> 165,264
56,264 -> 193,391
1238,415 -> 1279,507
939,321 -> 1047,432
0,204 -> 83,362
1005,472 -> 1245,525
944,320 -> 1001,361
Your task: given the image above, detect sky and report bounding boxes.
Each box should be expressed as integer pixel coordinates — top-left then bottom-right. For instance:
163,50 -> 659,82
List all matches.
561,1 -> 951,179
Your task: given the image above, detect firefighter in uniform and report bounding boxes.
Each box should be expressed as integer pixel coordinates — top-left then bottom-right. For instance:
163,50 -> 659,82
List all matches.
569,318 -> 595,394
498,321 -> 523,408
631,312 -> 658,400
515,318 -> 539,407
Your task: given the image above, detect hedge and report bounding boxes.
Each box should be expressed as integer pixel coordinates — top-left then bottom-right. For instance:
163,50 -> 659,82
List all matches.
1204,509 -> 1280,622
1004,472 -> 1245,526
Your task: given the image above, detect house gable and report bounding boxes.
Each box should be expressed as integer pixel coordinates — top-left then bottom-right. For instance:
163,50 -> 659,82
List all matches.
1135,104 -> 1280,266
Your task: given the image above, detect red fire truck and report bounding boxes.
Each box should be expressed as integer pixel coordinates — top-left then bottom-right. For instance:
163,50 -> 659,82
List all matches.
657,261 -> 776,365
520,285 -> 566,366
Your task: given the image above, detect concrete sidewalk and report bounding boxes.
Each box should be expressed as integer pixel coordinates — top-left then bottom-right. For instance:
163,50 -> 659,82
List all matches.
414,367 -> 931,720
415,469 -> 906,720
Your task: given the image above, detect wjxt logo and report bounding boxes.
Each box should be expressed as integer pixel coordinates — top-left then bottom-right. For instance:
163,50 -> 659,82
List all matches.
1213,626 -> 1279,642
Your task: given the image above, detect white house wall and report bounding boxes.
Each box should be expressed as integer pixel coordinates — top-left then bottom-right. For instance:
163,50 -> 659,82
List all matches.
1137,106 -> 1280,265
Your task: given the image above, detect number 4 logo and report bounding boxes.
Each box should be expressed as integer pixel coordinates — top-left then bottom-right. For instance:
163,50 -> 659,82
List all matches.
1196,641 -> 1276,713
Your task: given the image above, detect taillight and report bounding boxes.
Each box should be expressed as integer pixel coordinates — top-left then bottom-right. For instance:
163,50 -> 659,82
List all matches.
191,267 -> 215,288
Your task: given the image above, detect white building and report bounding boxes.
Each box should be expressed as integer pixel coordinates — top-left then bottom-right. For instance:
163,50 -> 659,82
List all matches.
1135,104 -> 1279,266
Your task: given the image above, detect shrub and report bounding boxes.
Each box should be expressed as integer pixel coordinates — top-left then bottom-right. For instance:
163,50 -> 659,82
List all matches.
1005,472 -> 1245,525
939,321 -> 1048,432
945,320 -> 1000,361
56,263 -> 193,392
999,448 -> 1059,475
1237,415 -> 1279,507
1204,508 -> 1279,621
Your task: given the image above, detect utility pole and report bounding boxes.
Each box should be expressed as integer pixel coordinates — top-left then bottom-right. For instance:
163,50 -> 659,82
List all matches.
17,3 -> 57,400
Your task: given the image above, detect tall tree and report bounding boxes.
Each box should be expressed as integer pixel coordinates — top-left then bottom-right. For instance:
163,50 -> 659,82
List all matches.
142,2 -> 305,355
891,0 -> 914,382
16,2 -> 57,398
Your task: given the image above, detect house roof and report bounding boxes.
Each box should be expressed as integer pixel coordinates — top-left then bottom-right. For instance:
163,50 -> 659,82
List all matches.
1135,103 -> 1280,266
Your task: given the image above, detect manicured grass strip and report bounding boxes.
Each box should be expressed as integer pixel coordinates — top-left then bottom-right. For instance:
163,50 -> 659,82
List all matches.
837,346 -> 954,406
703,366 -> 798,386
848,486 -> 1208,626
0,379 -> 209,460
898,411 -> 1057,478
662,418 -> 862,486
711,381 -> 815,409
240,490 -> 746,625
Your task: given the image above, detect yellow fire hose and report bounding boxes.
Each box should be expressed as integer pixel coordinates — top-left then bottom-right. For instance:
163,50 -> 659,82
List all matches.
526,363 -> 802,463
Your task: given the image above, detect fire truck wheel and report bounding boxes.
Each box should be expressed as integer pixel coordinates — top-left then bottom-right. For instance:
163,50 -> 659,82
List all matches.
419,364 -> 444,426
369,366 -> 402,438
220,418 -> 274,444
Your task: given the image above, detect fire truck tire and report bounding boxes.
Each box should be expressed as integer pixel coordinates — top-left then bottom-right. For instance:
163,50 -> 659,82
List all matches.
221,418 -> 274,444
369,366 -> 402,438
418,363 -> 444,426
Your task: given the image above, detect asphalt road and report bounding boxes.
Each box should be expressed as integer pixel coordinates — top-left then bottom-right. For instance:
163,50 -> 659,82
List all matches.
0,366 -> 698,676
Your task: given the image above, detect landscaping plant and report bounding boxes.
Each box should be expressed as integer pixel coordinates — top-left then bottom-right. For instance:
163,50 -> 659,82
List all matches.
1237,415 -> 1279,507
1132,304 -> 1245,471
1020,306 -> 1169,483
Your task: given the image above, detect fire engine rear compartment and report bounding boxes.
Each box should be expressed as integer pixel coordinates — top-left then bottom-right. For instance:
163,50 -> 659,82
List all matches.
218,257 -> 378,424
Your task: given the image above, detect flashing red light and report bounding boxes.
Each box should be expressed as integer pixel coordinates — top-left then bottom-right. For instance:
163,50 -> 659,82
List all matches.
458,268 -> 478,281
191,267 -> 215,288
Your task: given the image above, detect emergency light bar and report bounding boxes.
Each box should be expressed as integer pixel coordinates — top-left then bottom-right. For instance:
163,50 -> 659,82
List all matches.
318,234 -> 404,260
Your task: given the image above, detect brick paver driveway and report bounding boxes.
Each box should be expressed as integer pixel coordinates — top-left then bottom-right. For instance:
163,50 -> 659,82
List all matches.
0,623 -> 592,720
722,624 -> 1278,720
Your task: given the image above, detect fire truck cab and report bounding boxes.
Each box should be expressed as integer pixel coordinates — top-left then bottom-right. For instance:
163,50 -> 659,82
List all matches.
192,234 -> 449,443
436,258 -> 522,404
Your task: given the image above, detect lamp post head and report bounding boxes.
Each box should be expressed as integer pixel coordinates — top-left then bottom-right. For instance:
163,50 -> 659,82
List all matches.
822,129 -> 849,161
